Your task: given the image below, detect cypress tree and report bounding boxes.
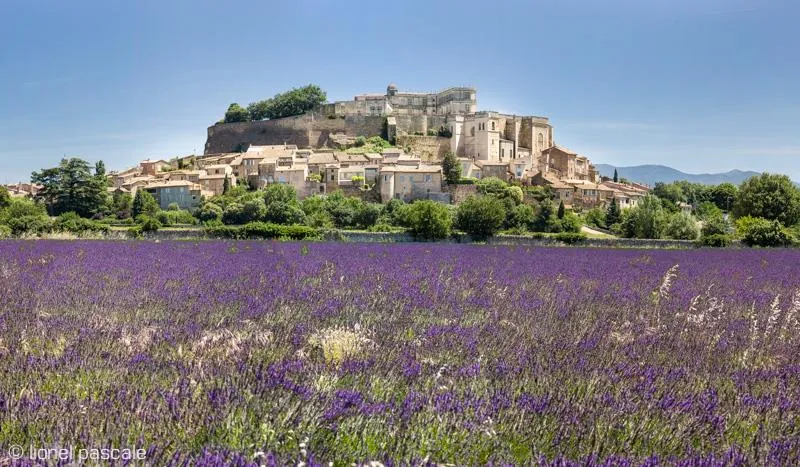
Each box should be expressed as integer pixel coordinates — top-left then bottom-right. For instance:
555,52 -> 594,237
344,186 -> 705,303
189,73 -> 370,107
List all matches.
613,169 -> 619,183
607,198 -> 621,226
223,174 -> 231,195
557,200 -> 565,219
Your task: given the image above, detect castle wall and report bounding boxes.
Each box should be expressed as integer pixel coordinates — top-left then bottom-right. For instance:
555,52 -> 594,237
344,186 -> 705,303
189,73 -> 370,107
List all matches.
395,135 -> 452,162
204,113 -> 385,154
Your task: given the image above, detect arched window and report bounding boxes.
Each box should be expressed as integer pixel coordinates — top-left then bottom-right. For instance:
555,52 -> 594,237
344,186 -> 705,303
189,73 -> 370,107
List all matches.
491,121 -> 495,130
471,126 -> 475,137
538,133 -> 544,147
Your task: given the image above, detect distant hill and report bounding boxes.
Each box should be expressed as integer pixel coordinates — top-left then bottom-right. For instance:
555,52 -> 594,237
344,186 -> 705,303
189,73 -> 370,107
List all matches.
595,164 -> 763,186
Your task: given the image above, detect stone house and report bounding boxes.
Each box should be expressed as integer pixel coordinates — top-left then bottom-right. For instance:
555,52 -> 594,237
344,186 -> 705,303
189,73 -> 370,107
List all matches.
199,172 -> 236,196
109,167 -> 141,188
379,165 -> 443,202
307,152 -> 339,179
143,180 -> 212,210
140,159 -> 171,176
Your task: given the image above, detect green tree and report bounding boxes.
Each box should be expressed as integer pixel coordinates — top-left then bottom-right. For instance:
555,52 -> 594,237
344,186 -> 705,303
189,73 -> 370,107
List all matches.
701,214 -> 730,237
197,203 -> 223,223
455,195 -> 506,240
94,160 -> 106,178
694,201 -> 723,221
533,200 -> 556,232
606,198 -> 621,226
405,200 -> 452,240
613,169 -> 618,183
711,183 -> 737,211
664,212 -> 700,240
223,174 -> 231,195
131,189 -> 159,219
733,173 -> 800,226
620,194 -> 667,239
584,207 -> 606,229
741,217 -> 794,247
31,157 -> 108,217
0,186 -> 10,210
557,200 -> 565,219
112,192 -> 132,219
223,103 -> 251,123
264,183 -> 298,205
441,151 -> 462,185
653,182 -> 685,204
476,177 -> 509,198
246,85 -> 327,120
506,204 -> 535,230
555,211 -> 582,233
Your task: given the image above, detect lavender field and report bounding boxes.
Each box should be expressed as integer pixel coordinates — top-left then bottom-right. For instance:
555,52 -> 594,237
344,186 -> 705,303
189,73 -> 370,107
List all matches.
1,240 -> 799,465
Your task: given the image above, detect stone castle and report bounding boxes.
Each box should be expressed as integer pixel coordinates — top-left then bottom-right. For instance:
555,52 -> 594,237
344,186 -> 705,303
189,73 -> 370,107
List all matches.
205,83 -> 554,165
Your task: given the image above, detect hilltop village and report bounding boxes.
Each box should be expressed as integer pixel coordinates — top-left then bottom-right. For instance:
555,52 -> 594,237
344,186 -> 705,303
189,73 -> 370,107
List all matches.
91,84 -> 648,212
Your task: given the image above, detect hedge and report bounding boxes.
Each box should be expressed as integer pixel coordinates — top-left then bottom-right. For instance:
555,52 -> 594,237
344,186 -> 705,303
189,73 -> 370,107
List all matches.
205,222 -> 319,240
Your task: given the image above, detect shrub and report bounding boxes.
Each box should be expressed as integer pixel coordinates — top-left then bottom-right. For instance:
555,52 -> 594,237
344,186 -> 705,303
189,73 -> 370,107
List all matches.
584,207 -> 607,229
53,212 -> 110,234
0,224 -> 11,238
235,222 -> 319,240
556,211 -> 582,234
167,202 -> 180,211
155,210 -> 173,227
404,200 -> 453,240
162,209 -> 197,225
204,224 -> 242,239
240,222 -> 282,239
698,234 -> 732,248
6,215 -> 54,236
701,215 -> 729,237
455,195 -> 506,240
278,224 -> 319,240
264,201 -> 306,225
456,178 -> 477,185
741,218 -> 793,247
137,215 -> 162,232
506,204 -> 535,230
554,232 -> 587,244
664,212 -> 700,240
619,195 -> 667,239
197,203 -> 223,223
354,203 -> 381,230
263,184 -> 298,205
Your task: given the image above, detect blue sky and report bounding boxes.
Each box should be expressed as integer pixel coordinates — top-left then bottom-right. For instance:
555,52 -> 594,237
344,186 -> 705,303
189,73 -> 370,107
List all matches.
2,0 -> 799,183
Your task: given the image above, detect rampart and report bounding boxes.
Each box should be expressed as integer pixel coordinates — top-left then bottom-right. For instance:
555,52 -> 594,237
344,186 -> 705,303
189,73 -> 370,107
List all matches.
204,113 -> 385,154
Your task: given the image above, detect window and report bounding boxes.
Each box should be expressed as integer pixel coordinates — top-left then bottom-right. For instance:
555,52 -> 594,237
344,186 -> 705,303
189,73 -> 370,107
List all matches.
384,175 -> 389,182
471,126 -> 475,137
538,134 -> 544,147
491,121 -> 495,130
400,175 -> 406,182
424,175 -> 432,182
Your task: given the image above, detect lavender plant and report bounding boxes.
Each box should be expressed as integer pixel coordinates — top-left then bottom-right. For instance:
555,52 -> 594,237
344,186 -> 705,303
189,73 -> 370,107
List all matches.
0,240 -> 799,465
